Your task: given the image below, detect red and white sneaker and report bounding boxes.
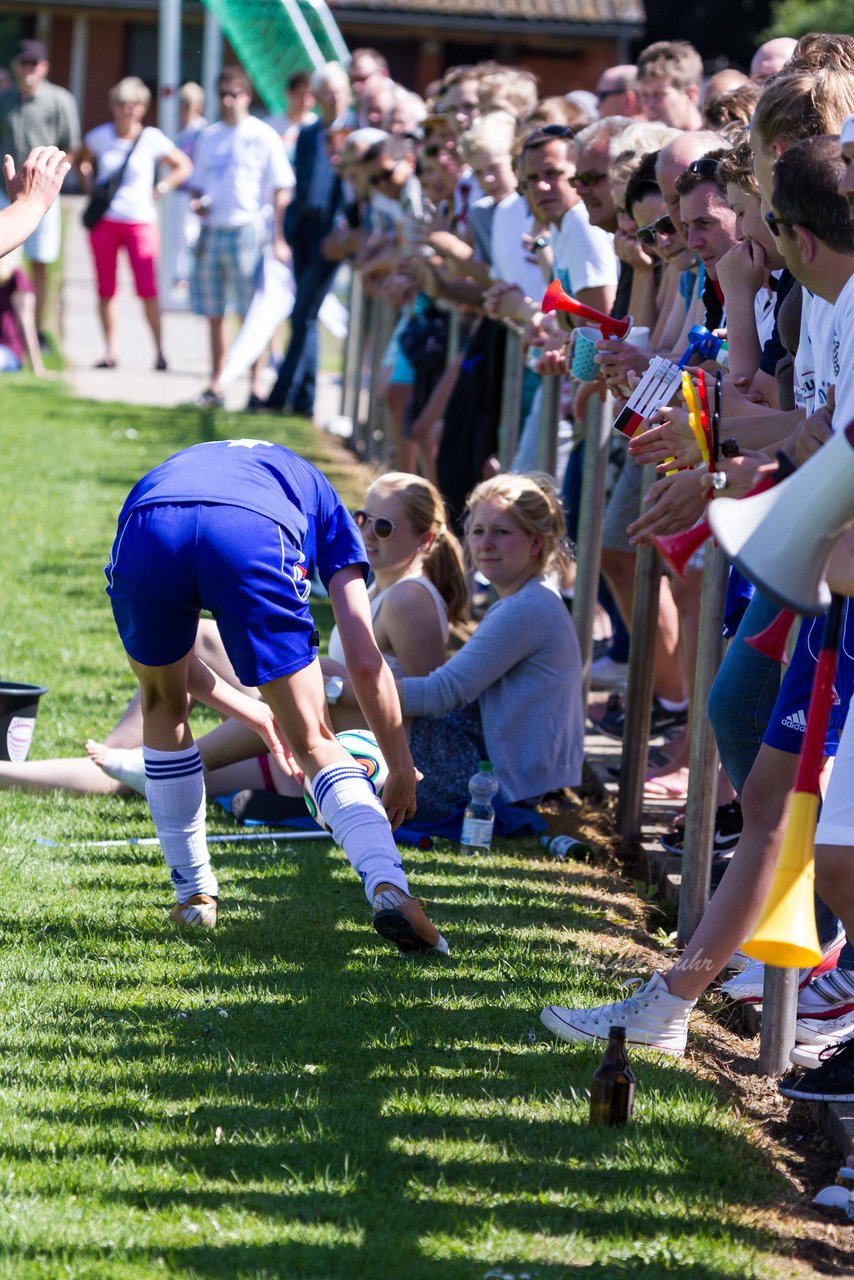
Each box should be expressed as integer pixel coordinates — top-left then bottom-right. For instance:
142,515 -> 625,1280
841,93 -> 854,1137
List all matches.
797,965 -> 854,1020
721,934 -> 845,1007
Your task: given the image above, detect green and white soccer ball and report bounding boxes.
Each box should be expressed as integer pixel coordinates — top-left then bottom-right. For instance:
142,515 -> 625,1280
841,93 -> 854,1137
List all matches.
304,730 -> 389,831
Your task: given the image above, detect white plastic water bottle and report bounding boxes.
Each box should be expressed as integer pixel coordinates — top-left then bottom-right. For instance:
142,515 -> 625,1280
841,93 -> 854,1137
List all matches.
460,761 -> 499,854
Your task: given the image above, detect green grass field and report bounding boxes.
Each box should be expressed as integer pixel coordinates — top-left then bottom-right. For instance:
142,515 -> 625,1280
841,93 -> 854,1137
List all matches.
0,378 -> 803,1278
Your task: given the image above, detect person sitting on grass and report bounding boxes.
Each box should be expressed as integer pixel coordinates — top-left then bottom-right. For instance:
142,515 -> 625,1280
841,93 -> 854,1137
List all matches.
0,247 -> 53,375
333,473 -> 585,822
0,475 -> 467,806
103,437 -> 447,955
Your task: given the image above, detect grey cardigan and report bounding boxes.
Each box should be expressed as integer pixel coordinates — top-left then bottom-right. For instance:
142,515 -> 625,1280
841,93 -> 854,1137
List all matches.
401,576 -> 584,803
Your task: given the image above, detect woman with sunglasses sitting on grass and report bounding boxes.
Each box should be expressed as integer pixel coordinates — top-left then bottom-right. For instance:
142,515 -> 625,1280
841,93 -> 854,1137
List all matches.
332,472 -> 584,824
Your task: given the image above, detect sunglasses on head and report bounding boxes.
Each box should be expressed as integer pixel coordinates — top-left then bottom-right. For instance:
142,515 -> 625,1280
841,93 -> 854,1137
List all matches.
686,156 -> 720,180
522,123 -> 575,150
635,213 -> 677,246
568,170 -> 608,188
354,509 -> 396,538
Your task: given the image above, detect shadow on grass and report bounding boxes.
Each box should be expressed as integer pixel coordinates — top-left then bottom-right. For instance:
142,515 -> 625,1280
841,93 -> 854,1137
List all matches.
0,838 -> 794,1277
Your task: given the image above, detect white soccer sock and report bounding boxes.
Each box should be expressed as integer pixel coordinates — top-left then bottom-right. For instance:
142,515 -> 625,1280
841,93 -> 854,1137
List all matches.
143,745 -> 217,903
312,762 -> 409,902
100,746 -> 147,794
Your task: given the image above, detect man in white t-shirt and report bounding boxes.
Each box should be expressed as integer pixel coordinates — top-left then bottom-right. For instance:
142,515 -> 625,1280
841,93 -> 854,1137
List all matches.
190,66 -> 293,408
770,135 -> 854,440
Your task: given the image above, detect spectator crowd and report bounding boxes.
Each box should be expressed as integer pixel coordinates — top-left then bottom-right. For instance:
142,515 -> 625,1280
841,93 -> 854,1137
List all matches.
5,25 -> 854,1113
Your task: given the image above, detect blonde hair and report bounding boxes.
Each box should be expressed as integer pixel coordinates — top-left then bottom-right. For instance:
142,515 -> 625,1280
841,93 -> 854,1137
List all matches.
753,67 -> 854,147
458,110 -> 517,164
110,76 -> 151,111
367,473 -> 469,624
464,472 -> 570,578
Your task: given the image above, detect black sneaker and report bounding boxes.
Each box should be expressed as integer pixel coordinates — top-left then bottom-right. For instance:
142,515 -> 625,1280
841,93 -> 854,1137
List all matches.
779,1038 -> 854,1102
193,388 -> 225,409
660,801 -> 743,857
244,392 -> 270,413
595,694 -> 688,742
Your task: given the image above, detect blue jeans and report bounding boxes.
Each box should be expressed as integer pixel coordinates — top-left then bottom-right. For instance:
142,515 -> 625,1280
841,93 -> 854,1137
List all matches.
708,588 -> 782,798
267,241 -> 338,412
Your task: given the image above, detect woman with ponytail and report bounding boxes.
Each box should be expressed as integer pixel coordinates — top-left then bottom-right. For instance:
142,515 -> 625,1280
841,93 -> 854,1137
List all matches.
324,472 -> 468,691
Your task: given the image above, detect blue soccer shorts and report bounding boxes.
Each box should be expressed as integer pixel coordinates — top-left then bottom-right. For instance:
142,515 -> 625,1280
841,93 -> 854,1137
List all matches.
106,501 -> 319,686
763,600 -> 854,758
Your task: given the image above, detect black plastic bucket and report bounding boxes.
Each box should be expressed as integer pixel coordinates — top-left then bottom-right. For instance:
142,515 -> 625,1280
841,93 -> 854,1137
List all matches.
0,682 -> 48,762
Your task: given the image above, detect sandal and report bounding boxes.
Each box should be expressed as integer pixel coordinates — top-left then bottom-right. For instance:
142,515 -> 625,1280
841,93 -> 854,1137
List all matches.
95,357 -> 116,369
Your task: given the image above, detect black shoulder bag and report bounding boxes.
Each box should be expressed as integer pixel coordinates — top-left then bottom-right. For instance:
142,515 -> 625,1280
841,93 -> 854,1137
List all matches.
82,129 -> 144,231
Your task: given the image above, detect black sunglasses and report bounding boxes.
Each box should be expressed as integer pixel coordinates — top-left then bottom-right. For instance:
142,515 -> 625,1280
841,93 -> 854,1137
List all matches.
522,123 -> 575,151
354,509 -> 396,539
568,170 -> 608,188
686,157 -> 720,180
763,209 -> 812,238
369,166 -> 397,186
636,213 -> 677,246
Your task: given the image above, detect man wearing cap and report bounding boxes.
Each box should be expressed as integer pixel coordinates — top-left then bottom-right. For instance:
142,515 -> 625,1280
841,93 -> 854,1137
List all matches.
0,40 -> 80,342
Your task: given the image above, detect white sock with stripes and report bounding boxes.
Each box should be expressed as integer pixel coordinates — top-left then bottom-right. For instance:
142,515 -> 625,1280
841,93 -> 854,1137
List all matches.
143,745 -> 217,902
311,762 -> 409,902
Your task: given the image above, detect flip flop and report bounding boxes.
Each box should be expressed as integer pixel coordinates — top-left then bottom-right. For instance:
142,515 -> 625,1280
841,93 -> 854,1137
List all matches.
644,774 -> 689,800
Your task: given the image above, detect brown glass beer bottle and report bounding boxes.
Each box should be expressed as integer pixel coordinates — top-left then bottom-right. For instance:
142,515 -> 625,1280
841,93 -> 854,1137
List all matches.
589,1025 -> 635,1126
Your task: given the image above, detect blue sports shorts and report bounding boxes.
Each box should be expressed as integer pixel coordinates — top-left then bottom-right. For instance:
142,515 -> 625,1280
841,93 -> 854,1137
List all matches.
106,502 -> 318,686
763,600 -> 853,757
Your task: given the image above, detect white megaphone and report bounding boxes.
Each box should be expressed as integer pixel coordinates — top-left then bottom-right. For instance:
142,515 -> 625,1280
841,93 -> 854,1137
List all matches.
708,420 -> 854,615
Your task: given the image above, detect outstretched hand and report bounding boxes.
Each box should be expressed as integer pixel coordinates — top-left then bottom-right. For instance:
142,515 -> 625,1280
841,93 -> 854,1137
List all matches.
5,146 -> 70,210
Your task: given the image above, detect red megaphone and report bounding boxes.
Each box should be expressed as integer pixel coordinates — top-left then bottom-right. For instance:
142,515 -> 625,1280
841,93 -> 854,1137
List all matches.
541,280 -> 632,341
651,470 -> 784,579
652,519 -> 711,578
745,609 -> 796,664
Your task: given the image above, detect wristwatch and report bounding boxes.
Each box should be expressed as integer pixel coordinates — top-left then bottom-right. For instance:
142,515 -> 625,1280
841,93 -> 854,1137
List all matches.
325,676 -> 344,705
532,234 -> 551,251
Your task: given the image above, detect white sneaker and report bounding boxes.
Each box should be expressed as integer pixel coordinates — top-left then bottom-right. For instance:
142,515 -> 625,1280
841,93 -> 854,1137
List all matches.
540,972 -> 694,1056
589,655 -> 630,690
796,1007 -> 854,1045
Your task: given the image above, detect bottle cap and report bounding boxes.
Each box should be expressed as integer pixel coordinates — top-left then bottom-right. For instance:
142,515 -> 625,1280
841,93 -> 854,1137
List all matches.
478,761 -> 493,772
609,1025 -> 626,1039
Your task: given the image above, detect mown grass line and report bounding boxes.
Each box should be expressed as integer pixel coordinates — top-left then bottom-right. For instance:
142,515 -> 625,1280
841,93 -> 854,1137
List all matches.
0,377 -> 794,1278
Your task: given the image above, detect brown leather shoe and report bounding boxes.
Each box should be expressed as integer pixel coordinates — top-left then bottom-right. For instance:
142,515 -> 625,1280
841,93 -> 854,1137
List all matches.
169,894 -> 218,928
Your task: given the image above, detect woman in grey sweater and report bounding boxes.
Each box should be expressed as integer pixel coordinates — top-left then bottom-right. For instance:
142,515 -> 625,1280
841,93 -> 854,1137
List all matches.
401,472 -> 584,821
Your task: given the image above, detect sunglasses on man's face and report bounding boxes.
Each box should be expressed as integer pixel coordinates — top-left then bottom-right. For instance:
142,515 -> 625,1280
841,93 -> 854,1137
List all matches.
369,166 -> 397,186
568,170 -> 608,189
354,509 -> 396,538
635,213 -> 677,246
763,209 -> 805,238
